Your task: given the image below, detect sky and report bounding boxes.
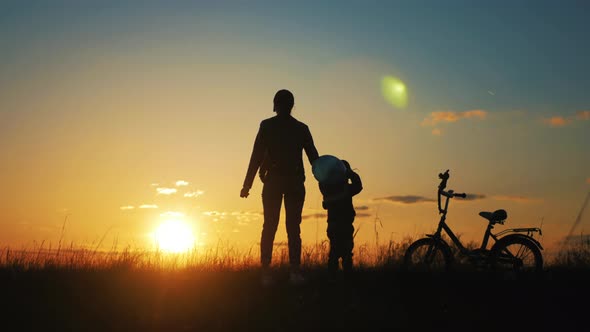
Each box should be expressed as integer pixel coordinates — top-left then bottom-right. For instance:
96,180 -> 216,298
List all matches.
1,1 -> 589,255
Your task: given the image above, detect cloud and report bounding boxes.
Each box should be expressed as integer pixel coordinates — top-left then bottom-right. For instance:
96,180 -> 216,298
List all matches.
542,116 -> 570,127
431,128 -> 442,136
492,195 -> 541,203
421,110 -> 487,127
230,210 -> 263,217
376,193 -> 487,204
175,180 -> 189,187
139,204 -> 158,209
184,190 -> 205,198
543,110 -> 590,127
231,210 -> 262,223
356,213 -> 372,218
156,187 -> 177,195
587,178 -> 590,185
120,205 -> 135,210
200,210 -> 261,224
203,211 -> 221,217
461,194 -> 487,201
150,183 -> 159,187
355,205 -> 370,211
375,195 -> 436,204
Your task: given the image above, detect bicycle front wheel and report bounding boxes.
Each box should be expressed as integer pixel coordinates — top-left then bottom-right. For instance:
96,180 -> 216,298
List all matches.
403,238 -> 452,272
491,236 -> 543,273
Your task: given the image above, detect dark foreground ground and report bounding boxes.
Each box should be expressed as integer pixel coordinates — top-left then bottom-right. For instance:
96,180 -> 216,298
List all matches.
1,267 -> 589,332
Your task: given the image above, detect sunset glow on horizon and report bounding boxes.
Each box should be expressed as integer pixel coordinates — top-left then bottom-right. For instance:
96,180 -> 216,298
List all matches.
153,219 -> 196,253
1,1 -> 589,256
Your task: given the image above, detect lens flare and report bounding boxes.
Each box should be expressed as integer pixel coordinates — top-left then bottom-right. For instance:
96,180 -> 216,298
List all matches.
381,76 -> 408,109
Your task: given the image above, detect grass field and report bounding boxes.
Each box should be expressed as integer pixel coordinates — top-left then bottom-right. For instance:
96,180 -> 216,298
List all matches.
1,239 -> 589,331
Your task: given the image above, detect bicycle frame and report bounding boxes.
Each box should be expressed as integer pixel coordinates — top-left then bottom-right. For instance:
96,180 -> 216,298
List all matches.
430,208 -> 543,255
429,170 -> 542,256
428,200 -> 473,255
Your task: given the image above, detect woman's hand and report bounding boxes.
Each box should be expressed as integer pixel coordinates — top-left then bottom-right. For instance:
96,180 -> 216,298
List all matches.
240,187 -> 250,198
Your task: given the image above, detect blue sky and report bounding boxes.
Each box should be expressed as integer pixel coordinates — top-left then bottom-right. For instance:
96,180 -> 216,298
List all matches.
2,0 -> 589,112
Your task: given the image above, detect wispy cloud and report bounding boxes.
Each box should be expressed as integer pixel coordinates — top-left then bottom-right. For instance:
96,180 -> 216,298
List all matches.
232,211 -> 263,225
120,205 -> 135,210
461,194 -> 487,201
230,210 -> 263,217
492,195 -> 541,203
431,128 -> 442,136
356,213 -> 372,218
587,178 -> 590,185
375,195 -> 436,204
156,187 -> 177,195
139,204 -> 158,209
203,211 -> 222,217
184,190 -> 205,198
201,210 -> 259,223
543,110 -> 590,127
355,205 -> 370,211
421,110 -> 487,127
542,116 -> 570,127
175,180 -> 189,187
376,193 -> 486,204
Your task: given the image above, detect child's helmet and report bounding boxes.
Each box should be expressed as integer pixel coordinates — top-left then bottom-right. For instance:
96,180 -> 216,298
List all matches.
312,155 -> 347,184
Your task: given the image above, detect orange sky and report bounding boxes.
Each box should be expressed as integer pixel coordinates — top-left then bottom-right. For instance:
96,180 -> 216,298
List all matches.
1,3 -> 589,256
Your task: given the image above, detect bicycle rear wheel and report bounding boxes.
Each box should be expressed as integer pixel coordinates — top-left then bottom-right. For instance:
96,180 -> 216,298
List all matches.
491,236 -> 543,273
403,238 -> 452,272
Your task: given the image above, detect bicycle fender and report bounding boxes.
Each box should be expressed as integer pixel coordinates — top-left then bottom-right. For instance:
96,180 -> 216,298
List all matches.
492,234 -> 544,251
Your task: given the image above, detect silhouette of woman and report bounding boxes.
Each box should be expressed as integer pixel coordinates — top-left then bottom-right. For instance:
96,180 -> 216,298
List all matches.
240,89 -> 319,285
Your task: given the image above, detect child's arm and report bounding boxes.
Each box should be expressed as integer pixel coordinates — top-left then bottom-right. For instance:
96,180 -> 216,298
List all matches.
348,170 -> 363,197
320,181 -> 348,210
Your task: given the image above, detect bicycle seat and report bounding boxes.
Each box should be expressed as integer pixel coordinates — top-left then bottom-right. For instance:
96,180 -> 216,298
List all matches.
479,209 -> 507,224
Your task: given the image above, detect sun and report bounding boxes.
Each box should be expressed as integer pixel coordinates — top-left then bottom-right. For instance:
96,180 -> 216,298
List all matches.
154,220 -> 195,253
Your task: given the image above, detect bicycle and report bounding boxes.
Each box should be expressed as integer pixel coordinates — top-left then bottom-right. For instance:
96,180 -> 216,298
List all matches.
403,170 -> 544,273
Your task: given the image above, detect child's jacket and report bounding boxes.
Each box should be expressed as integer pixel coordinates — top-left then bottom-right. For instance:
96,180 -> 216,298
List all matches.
319,170 -> 363,215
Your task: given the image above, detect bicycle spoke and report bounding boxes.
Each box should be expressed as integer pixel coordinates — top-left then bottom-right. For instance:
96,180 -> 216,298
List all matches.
502,247 -> 515,259
405,239 -> 449,271
496,241 -> 540,272
519,247 -> 533,261
515,244 -> 528,258
424,246 -> 436,265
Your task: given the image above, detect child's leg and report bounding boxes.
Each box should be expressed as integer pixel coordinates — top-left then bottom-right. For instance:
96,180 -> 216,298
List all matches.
326,218 -> 339,272
341,215 -> 355,272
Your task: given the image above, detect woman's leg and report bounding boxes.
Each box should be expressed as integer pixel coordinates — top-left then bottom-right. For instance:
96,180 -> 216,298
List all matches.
261,181 -> 283,268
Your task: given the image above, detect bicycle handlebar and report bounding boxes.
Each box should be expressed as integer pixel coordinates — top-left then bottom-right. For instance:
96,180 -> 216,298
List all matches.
437,170 -> 467,213
439,190 -> 466,198
438,169 -> 450,191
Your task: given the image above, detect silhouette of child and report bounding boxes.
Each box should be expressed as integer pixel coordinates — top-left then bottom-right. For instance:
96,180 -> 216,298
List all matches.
318,159 -> 363,274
